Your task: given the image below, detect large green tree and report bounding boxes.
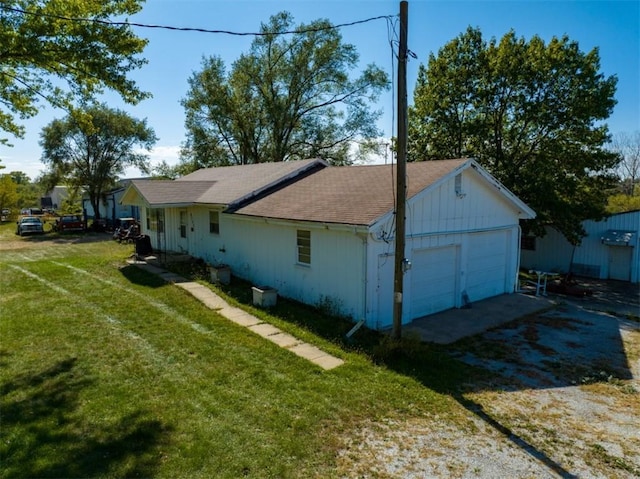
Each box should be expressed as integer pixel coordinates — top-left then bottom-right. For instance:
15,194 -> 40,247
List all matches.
409,27 -> 620,244
179,11 -> 388,171
40,105 -> 156,220
0,173 -> 18,217
0,0 -> 149,145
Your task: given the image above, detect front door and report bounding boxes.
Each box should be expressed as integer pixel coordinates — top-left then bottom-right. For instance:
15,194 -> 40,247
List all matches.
609,246 -> 632,281
178,210 -> 189,253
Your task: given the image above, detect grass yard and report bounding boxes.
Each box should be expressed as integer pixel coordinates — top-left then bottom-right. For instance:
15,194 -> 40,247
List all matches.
0,223 -> 470,478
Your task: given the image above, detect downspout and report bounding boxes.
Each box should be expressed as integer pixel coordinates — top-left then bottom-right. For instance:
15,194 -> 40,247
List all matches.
361,233 -> 368,328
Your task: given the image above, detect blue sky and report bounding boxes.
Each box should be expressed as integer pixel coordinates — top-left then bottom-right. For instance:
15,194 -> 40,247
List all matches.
2,0 -> 638,179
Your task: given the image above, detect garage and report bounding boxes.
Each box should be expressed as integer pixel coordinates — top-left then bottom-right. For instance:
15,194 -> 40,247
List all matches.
410,246 -> 459,318
466,230 -> 510,301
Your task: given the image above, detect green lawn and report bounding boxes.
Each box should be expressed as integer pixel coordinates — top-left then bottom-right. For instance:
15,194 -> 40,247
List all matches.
0,223 -> 473,478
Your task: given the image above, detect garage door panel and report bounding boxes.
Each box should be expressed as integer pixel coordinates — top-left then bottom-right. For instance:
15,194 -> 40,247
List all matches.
410,246 -> 457,318
467,231 -> 509,301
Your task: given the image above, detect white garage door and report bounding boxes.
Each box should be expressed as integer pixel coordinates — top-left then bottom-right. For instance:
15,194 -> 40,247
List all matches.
466,231 -> 509,301
410,246 -> 458,318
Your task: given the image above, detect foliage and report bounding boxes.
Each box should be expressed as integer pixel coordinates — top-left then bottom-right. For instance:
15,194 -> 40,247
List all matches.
606,193 -> 640,214
0,0 -> 149,144
607,131 -> 640,196
177,11 -> 388,174
409,27 -> 620,244
0,174 -> 18,215
39,104 -> 156,219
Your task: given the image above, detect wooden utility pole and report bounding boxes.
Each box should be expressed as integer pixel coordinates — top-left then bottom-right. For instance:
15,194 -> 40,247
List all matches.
392,0 -> 408,340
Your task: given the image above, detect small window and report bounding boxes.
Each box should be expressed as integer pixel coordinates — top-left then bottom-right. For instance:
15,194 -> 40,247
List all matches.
521,236 -> 536,251
209,211 -> 220,234
297,230 -> 311,265
179,211 -> 187,238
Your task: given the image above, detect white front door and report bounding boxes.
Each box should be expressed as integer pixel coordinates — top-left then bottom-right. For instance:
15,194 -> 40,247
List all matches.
609,246 -> 632,281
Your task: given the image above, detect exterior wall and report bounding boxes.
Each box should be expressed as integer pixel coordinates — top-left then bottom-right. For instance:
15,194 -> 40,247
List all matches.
366,168 -> 524,329
83,189 -> 140,223
142,205 -> 367,319
521,211 -> 640,283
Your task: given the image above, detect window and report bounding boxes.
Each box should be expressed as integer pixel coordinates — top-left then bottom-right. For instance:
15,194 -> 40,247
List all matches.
209,211 -> 220,234
521,236 -> 536,251
146,208 -> 164,232
179,211 -> 187,238
297,230 -> 311,265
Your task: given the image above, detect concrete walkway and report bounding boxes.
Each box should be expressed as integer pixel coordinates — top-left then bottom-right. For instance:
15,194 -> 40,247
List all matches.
129,261 -> 344,370
404,292 -> 555,344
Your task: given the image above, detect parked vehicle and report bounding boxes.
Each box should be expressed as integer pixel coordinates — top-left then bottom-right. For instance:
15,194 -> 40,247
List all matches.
56,215 -> 85,233
16,216 -> 44,236
20,207 -> 43,216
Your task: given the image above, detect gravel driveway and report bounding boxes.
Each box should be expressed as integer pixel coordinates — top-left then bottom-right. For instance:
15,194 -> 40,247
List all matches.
339,280 -> 640,478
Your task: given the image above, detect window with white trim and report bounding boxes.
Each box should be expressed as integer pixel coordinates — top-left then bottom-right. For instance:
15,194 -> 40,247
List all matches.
297,230 -> 311,265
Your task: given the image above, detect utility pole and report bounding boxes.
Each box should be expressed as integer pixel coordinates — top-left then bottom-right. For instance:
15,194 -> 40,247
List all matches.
392,0 -> 408,340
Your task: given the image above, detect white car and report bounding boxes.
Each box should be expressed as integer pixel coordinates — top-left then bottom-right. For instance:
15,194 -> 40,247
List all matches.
16,217 -> 44,236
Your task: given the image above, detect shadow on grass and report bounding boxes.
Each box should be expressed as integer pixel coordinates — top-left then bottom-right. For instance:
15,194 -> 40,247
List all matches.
119,264 -> 168,288
1,356 -> 172,478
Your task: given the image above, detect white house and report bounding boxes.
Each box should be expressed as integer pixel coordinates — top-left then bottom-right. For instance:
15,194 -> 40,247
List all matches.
121,158 -> 535,330
521,210 -> 640,283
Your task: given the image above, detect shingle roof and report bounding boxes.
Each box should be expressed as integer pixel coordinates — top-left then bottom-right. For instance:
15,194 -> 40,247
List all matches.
233,159 -> 468,226
127,159 -> 325,207
127,180 -> 214,206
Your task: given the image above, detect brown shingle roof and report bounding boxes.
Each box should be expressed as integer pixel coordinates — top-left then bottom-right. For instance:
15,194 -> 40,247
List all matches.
128,159 -> 325,206
233,159 -> 468,226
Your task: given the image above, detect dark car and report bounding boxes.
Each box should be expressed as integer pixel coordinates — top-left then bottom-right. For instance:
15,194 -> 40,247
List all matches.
57,215 -> 85,233
16,216 -> 44,236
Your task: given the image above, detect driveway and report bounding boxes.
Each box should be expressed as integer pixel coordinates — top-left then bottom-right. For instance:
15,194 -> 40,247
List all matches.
340,279 -> 640,478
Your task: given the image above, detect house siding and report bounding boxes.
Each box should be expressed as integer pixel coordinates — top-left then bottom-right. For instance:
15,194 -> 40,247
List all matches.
366,168 -> 523,329
521,211 -> 640,283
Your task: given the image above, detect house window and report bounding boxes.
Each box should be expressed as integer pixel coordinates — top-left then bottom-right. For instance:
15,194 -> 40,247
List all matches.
297,230 -> 311,265
209,211 -> 220,234
179,211 -> 187,238
146,208 -> 164,232
521,236 -> 536,251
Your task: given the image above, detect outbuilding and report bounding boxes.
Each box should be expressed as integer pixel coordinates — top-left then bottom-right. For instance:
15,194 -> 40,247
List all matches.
122,158 -> 535,330
520,210 -> 640,283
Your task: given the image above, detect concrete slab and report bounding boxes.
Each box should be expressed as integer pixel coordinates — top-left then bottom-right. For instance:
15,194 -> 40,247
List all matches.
404,292 -> 554,344
248,323 -> 282,338
220,307 -> 262,327
289,343 -> 327,361
312,355 -> 345,370
266,332 -> 301,348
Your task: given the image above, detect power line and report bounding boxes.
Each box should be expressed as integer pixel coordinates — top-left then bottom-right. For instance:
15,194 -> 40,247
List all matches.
1,5 -> 396,37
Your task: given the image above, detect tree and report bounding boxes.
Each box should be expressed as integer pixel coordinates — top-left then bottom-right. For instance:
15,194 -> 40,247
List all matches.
409,27 -> 620,244
180,11 -> 388,171
607,131 -> 640,196
0,174 -> 18,217
39,104 -> 156,220
0,0 -> 149,144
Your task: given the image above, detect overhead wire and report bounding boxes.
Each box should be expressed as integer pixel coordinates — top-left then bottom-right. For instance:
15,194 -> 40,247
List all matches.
0,5 -> 395,37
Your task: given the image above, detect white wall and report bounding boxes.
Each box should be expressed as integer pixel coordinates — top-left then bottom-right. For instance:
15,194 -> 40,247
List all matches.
144,205 -> 368,319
